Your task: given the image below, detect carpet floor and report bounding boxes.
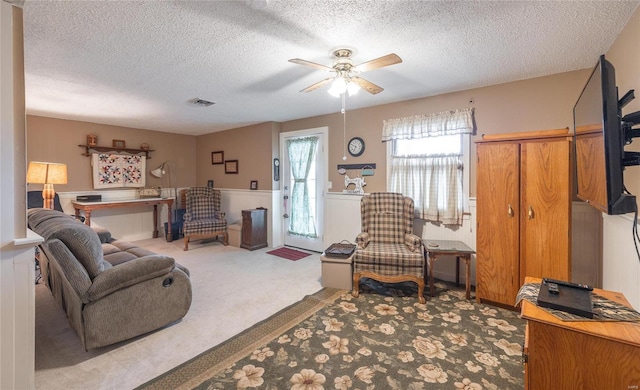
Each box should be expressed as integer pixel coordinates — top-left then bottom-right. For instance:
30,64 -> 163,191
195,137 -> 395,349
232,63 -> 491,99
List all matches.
35,238 -> 323,390
138,280 -> 526,389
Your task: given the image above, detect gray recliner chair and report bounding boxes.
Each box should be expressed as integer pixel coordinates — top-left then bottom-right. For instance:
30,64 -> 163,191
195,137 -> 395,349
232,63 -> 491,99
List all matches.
29,208 -> 192,350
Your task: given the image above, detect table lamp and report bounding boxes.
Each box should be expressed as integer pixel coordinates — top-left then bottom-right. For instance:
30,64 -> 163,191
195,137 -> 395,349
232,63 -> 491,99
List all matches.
26,161 -> 68,209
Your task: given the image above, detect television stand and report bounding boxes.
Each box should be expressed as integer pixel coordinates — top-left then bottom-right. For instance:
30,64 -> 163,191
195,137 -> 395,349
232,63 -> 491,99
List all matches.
521,276 -> 640,389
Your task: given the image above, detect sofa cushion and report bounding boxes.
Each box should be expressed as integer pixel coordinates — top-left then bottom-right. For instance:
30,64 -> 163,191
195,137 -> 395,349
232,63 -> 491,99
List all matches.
28,208 -> 110,279
103,241 -> 156,266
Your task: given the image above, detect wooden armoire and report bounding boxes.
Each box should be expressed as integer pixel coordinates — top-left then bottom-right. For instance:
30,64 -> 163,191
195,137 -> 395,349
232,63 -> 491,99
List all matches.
475,129 -> 572,306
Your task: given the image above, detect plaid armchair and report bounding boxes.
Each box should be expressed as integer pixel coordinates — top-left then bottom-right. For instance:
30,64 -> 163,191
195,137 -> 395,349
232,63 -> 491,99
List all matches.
352,192 -> 426,303
182,187 -> 228,251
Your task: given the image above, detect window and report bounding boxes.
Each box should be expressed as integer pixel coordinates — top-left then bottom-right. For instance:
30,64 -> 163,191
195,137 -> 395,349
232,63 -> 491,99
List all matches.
383,109 -> 474,226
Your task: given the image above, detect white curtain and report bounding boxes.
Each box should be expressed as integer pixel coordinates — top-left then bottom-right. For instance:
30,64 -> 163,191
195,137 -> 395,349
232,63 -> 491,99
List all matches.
384,108 -> 474,226
287,136 -> 319,238
382,108 -> 474,140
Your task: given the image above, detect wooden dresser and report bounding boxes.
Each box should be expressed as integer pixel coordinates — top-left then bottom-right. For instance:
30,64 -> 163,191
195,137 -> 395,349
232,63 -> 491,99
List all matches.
521,277 -> 640,389
241,208 -> 267,250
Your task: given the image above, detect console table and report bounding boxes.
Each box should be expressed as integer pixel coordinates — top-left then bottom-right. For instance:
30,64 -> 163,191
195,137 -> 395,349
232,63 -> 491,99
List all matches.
423,239 -> 475,300
521,276 -> 640,389
72,198 -> 174,241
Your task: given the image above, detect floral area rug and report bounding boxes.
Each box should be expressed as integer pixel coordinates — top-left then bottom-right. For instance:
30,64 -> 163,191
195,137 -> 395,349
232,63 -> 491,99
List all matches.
139,280 -> 525,389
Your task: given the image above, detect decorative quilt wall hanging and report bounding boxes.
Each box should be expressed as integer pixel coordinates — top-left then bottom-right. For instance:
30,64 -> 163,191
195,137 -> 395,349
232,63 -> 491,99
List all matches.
92,153 -> 146,189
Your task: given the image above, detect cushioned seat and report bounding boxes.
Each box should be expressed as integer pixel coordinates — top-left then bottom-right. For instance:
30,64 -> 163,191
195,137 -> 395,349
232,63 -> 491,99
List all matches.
182,187 -> 228,250
28,208 -> 192,350
352,192 -> 426,303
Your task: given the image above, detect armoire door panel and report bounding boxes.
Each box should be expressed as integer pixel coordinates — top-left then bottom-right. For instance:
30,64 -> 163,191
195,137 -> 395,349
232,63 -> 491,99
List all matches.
520,140 -> 571,283
476,143 -> 521,305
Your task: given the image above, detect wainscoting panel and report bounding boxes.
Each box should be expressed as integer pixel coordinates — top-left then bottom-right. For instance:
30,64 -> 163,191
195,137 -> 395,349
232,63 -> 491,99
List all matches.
324,193 -> 364,247
324,194 -> 477,286
58,189 -> 276,246
219,189 -> 273,247
58,190 -> 167,242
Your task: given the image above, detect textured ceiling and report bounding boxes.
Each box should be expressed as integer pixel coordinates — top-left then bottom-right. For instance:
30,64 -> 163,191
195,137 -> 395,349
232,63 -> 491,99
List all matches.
22,0 -> 640,136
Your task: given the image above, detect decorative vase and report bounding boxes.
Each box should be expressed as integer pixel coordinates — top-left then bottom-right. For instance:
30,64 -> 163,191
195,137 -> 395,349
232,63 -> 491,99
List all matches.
140,143 -> 150,150
87,134 -> 98,147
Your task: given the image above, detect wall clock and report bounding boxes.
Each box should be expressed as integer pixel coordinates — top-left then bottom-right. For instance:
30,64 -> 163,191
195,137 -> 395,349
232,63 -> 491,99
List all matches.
348,137 -> 365,157
273,158 -> 280,181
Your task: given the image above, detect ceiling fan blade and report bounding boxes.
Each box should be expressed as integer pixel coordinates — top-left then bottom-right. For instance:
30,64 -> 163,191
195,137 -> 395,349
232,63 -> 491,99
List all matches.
351,76 -> 383,94
289,58 -> 333,71
352,53 -> 402,73
300,77 -> 335,92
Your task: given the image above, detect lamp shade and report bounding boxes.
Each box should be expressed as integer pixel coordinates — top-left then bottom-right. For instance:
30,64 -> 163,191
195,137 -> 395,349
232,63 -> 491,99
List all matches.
26,161 -> 68,184
150,166 -> 164,178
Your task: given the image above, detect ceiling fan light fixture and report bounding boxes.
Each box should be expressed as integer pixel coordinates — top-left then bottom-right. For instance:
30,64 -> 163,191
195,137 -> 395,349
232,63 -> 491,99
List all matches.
328,77 -> 347,97
347,81 -> 360,96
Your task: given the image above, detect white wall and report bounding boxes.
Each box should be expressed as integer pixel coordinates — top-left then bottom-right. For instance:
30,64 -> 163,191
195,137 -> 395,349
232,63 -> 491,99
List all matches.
602,214 -> 640,309
1,2 -> 39,388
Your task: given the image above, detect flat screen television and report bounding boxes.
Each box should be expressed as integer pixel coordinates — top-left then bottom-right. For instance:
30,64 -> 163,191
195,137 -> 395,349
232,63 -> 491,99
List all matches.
573,55 -> 636,215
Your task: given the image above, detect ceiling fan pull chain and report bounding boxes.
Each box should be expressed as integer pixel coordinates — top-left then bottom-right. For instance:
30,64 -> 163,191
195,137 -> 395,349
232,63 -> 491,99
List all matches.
342,93 -> 347,161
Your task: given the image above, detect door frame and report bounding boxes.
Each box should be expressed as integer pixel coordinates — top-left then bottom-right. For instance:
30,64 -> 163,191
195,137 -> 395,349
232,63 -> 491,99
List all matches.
279,126 -> 328,251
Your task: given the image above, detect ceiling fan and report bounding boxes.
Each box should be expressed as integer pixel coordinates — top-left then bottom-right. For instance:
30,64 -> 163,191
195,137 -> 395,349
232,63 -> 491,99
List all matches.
289,48 -> 402,95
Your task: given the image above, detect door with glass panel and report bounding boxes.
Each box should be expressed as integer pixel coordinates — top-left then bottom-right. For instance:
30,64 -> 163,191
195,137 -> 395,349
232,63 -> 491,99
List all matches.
281,128 -> 326,252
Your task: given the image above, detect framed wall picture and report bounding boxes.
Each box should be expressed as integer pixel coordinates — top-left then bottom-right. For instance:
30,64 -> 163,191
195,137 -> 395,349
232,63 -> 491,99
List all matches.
250,180 -> 258,190
112,139 -> 126,148
211,151 -> 224,165
225,160 -> 239,174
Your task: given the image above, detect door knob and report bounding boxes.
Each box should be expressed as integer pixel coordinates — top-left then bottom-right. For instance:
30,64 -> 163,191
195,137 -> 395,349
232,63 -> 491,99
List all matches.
507,204 -> 514,218
528,206 -> 534,219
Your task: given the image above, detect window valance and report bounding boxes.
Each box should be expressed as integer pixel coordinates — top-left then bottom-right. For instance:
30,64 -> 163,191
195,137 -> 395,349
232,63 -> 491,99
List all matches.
382,107 -> 475,141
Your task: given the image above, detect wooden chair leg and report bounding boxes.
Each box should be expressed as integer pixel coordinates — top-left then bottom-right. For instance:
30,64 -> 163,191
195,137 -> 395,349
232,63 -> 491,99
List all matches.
183,236 -> 189,251
352,272 -> 361,298
417,278 -> 426,304
222,232 -> 229,246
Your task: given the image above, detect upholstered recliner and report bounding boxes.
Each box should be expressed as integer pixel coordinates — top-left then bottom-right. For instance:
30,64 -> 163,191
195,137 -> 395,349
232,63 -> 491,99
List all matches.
28,208 -> 192,350
352,192 -> 426,303
182,187 -> 228,250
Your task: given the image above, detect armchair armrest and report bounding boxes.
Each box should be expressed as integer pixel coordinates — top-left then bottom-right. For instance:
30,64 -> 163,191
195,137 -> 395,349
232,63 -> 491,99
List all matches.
356,232 -> 370,249
214,210 -> 226,219
83,255 -> 175,302
404,233 -> 423,253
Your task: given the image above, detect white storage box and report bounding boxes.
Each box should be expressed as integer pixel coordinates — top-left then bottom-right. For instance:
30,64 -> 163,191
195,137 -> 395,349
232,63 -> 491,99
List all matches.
228,224 -> 242,247
321,253 -> 354,290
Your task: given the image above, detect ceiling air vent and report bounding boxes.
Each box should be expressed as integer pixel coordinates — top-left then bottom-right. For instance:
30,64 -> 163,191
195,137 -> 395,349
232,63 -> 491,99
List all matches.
188,98 -> 215,107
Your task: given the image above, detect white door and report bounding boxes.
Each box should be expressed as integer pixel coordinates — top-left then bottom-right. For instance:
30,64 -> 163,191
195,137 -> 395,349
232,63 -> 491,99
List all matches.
280,127 -> 327,252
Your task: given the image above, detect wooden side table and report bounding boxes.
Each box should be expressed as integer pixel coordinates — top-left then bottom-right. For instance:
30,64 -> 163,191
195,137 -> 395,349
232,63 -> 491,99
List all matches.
423,239 -> 475,299
241,208 -> 267,250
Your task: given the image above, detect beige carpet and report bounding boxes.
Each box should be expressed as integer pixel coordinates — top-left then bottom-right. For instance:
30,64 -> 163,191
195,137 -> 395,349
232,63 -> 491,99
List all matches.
34,238 -> 322,390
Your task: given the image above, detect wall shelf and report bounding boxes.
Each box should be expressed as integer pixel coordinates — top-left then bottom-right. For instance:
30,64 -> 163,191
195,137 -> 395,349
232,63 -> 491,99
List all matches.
337,163 -> 376,170
78,145 -> 154,159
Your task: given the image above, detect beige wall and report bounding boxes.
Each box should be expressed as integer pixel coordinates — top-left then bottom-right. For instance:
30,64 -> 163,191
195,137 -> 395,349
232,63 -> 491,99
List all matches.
607,7 -> 640,198
26,115 -> 197,192
27,68 -> 590,198
282,69 -> 590,196
195,122 -> 278,190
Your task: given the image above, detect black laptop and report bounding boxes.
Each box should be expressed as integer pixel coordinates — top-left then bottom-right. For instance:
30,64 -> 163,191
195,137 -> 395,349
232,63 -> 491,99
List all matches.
537,278 -> 594,319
